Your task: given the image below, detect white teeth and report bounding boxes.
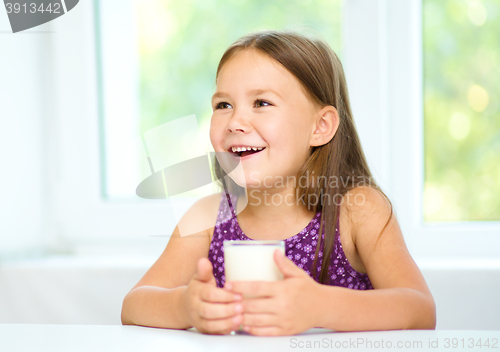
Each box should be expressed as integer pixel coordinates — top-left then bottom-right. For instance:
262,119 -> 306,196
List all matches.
231,146 -> 264,153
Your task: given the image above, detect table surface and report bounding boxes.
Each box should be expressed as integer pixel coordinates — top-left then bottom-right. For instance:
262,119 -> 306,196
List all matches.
1,324 -> 499,352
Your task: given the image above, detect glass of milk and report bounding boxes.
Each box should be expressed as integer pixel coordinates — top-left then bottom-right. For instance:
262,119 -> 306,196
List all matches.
223,240 -> 286,282
224,240 -> 285,334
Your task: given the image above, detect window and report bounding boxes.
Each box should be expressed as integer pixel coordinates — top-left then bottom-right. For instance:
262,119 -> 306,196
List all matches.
423,0 -> 500,222
50,0 -> 499,259
383,0 -> 500,260
93,0 -> 343,242
98,0 -> 344,202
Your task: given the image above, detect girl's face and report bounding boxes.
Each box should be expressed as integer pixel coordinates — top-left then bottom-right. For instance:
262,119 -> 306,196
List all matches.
210,49 -> 320,190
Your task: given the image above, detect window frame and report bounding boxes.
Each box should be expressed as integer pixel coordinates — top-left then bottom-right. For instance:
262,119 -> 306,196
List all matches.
343,0 -> 500,260
50,0 -> 174,252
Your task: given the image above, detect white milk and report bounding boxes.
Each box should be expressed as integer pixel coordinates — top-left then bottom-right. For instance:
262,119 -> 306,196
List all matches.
223,240 -> 285,282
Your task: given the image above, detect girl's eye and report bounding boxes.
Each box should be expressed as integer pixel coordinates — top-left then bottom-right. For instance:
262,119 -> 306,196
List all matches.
255,99 -> 271,107
214,100 -> 271,109
215,102 -> 232,109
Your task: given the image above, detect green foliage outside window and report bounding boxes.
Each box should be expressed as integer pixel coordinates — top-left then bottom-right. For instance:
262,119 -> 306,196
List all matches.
423,0 -> 500,221
135,0 -> 343,136
133,0 -> 499,221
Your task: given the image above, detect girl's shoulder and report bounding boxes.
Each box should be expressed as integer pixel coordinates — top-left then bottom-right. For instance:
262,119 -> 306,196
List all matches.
343,186 -> 392,214
342,186 -> 394,252
176,192 -> 224,238
337,186 -> 394,274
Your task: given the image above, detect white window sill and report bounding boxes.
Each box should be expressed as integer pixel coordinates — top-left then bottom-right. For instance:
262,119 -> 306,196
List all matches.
1,254 -> 500,329
3,254 -> 500,270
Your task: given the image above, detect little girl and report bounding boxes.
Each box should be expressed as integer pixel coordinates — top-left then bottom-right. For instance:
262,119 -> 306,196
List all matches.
121,30 -> 436,336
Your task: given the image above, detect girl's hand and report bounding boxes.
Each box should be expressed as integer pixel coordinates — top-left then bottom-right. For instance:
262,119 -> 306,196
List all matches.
225,249 -> 323,336
181,257 -> 243,334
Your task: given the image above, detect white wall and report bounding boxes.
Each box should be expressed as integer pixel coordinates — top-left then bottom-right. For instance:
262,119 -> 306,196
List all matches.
1,257 -> 499,330
0,3 -> 49,258
0,257 -> 147,325
421,262 -> 500,330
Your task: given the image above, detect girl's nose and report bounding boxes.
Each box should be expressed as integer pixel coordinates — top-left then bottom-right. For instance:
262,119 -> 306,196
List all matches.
226,108 -> 251,134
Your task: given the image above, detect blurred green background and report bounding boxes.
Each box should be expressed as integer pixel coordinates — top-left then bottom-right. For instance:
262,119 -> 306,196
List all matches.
131,0 -> 499,222
423,0 -> 500,221
134,0 -> 342,134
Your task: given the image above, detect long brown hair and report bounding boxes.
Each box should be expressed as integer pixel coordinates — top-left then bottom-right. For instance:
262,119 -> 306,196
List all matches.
212,30 -> 393,284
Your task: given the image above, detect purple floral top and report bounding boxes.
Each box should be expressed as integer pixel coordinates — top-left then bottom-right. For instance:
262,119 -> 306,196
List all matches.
208,191 -> 373,290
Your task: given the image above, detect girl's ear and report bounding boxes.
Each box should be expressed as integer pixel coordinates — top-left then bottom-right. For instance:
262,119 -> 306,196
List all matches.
310,105 -> 339,147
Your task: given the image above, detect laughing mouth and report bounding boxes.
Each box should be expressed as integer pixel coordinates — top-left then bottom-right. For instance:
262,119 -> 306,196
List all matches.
229,146 -> 266,157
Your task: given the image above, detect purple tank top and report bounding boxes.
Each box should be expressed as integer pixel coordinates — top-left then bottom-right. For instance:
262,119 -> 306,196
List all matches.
208,191 -> 373,290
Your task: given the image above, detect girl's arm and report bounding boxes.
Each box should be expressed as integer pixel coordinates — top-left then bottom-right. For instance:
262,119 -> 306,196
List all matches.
121,218 -> 205,329
121,193 -> 243,333
315,186 -> 436,331
121,284 -> 189,328
229,186 -> 435,335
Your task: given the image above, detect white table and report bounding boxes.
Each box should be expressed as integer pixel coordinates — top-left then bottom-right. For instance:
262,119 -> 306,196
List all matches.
0,324 -> 499,352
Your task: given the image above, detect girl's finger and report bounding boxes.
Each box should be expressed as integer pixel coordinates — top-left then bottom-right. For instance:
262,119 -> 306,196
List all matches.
242,312 -> 278,327
242,297 -> 277,314
274,249 -> 308,279
199,314 -> 243,334
194,257 -> 216,285
226,281 -> 276,298
198,301 -> 243,319
243,324 -> 282,336
200,285 -> 242,303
